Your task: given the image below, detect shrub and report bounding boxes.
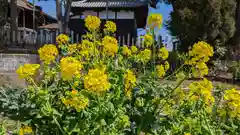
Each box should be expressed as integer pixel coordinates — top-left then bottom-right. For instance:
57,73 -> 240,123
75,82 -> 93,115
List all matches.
13,14 -> 240,135
231,61 -> 240,81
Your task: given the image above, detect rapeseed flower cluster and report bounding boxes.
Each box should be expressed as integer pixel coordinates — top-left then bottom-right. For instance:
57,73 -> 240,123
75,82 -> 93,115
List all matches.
192,62 -> 209,78
222,88 -> 240,118
137,49 -> 152,64
122,45 -> 132,56
102,36 -> 118,57
188,41 -> 214,64
131,46 -> 138,54
68,43 -> 78,54
62,90 -> 89,112
38,44 -> 59,65
60,57 -> 83,81
156,65 -> 165,78
77,40 -> 96,60
158,46 -> 169,60
16,64 -> 40,79
147,13 -> 163,30
104,21 -> 117,33
143,33 -> 154,47
124,70 -> 136,99
173,87 -> 187,105
156,61 -> 170,78
82,33 -> 94,40
164,61 -> 170,71
186,41 -> 213,78
84,68 -> 110,94
56,34 -> 69,47
84,15 -> 101,32
19,125 -> 33,135
188,79 -> 215,110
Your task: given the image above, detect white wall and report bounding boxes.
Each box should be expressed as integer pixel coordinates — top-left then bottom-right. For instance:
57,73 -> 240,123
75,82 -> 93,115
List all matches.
117,11 -> 134,19
76,10 -> 135,19
99,11 -> 115,19
81,10 -> 98,19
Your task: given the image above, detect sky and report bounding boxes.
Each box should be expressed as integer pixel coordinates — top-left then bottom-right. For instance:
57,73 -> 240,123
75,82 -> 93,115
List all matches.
29,0 -> 173,49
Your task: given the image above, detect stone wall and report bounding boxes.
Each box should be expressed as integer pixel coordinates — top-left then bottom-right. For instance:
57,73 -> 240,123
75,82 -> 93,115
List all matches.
0,53 -> 39,87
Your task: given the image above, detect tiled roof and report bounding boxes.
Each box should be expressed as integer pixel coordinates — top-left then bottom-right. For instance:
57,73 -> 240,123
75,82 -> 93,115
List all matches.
38,23 -> 58,29
72,1 -> 148,8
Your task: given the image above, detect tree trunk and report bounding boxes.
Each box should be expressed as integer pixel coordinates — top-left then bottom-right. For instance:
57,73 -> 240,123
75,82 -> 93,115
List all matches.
231,1 -> 240,57
56,0 -> 72,34
233,1 -> 240,46
10,0 -> 18,44
63,0 -> 71,34
56,0 -> 63,33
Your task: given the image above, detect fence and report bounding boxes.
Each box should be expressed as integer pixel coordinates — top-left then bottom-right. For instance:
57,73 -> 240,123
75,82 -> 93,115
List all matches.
0,26 -> 171,50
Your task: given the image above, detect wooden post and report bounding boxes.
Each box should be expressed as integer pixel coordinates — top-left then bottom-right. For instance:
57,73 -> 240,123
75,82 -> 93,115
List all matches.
23,10 -> 25,28
50,32 -> 53,43
127,33 -> 130,46
17,30 -> 21,44
40,29 -> 43,45
10,0 -> 18,44
122,36 -> 125,46
132,37 -> 135,46
71,31 -> 74,43
118,36 -> 121,46
140,35 -> 143,48
136,36 -> 140,48
76,33 -> 79,43
158,35 -> 162,47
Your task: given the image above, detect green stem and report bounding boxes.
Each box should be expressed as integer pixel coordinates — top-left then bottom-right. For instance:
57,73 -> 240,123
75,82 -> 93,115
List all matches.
53,115 -> 65,135
203,110 -> 214,135
162,63 -> 185,81
137,117 -> 144,135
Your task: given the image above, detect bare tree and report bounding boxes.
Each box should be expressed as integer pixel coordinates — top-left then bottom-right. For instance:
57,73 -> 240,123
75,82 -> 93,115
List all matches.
56,0 -> 72,34
56,0 -> 87,34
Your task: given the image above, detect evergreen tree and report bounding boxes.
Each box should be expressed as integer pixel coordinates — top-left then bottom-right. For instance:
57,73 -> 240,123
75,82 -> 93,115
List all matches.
165,0 -> 236,52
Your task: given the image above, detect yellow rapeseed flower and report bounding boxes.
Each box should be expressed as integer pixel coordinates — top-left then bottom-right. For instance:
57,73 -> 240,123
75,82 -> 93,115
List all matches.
104,21 -> 117,33
77,40 -> 96,60
137,49 -> 152,64
147,13 -> 163,29
84,15 -> 101,32
187,41 -> 213,65
164,61 -> 170,71
158,46 -> 169,60
102,36 -> 118,57
16,64 -> 40,79
188,79 -> 215,107
192,62 -> 209,78
131,46 -> 138,54
62,90 -> 89,112
122,45 -> 132,56
143,33 -> 154,47
223,88 -> 240,118
38,44 -> 59,65
56,34 -> 69,47
19,125 -> 33,135
84,68 -> 111,94
156,65 -> 165,78
60,57 -> 83,81
184,133 -> 191,135
124,70 -> 137,99
68,43 -> 78,54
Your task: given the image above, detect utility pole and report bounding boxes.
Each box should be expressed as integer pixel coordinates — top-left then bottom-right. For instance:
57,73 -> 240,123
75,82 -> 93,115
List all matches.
106,0 -> 109,21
